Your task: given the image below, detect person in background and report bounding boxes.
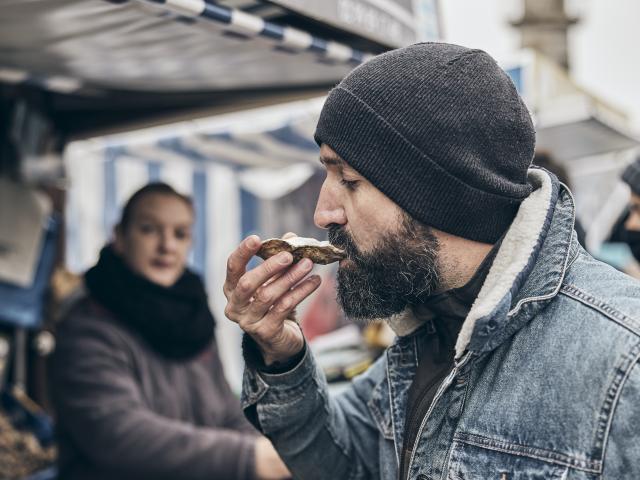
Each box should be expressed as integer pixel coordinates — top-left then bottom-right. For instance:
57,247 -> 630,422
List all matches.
51,183 -> 289,480
533,150 -> 586,246
614,155 -> 640,261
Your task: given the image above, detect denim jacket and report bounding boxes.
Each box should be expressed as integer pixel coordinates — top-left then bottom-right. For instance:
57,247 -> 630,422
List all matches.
242,169 -> 640,480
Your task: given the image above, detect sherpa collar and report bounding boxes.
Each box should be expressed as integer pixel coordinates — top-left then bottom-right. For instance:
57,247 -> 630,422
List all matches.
385,169 -> 576,359
455,168 -> 577,358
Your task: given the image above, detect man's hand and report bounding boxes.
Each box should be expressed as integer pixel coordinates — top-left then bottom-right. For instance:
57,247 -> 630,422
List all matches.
254,437 -> 291,479
224,234 -> 321,366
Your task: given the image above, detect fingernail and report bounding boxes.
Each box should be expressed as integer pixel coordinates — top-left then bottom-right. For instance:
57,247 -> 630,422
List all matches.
278,252 -> 292,264
248,236 -> 259,248
300,258 -> 313,270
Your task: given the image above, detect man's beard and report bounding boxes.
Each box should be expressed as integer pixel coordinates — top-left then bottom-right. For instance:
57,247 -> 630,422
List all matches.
328,215 -> 441,322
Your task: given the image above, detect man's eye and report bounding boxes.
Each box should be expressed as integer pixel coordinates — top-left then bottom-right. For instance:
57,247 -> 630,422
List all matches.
340,179 -> 359,191
139,224 -> 155,234
175,229 -> 190,240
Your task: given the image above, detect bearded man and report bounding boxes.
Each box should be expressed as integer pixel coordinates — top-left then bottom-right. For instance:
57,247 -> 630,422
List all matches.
224,43 -> 640,479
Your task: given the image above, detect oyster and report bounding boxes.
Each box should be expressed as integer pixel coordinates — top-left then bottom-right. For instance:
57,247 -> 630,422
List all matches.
257,237 -> 346,265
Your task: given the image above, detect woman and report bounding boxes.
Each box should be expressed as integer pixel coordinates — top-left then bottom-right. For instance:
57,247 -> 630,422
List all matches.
52,183 -> 289,480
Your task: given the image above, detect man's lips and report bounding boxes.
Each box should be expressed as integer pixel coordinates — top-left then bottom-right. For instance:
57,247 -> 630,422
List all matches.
329,243 -> 353,263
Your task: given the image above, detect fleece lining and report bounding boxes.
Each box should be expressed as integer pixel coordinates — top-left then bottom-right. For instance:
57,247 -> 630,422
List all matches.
382,169 -> 553,358
454,169 -> 553,358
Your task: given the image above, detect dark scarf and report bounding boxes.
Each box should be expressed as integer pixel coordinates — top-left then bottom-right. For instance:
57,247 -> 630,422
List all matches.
85,245 -> 215,360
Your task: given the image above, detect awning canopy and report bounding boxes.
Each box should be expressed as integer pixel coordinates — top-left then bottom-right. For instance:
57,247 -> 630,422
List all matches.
0,0 -> 443,137
0,0 -> 390,95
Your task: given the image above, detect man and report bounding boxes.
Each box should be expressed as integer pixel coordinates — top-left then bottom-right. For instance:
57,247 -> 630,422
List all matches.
224,43 -> 640,479
618,156 -> 640,261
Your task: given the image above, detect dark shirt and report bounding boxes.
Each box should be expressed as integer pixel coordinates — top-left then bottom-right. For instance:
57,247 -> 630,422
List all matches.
399,243 -> 500,479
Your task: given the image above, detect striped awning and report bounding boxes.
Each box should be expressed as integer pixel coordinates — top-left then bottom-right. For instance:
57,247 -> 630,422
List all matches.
0,0 -> 388,94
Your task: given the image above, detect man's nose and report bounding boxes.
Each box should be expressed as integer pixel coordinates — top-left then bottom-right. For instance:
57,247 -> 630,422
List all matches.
314,184 -> 346,229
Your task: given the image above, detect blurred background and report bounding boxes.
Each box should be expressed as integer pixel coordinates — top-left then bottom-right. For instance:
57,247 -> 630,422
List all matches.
0,1 -> 638,478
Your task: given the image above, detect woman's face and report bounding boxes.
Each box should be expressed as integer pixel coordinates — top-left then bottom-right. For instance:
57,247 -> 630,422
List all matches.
114,193 -> 194,287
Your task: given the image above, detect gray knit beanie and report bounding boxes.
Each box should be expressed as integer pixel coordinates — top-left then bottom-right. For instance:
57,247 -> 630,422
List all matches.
622,156 -> 640,195
314,42 -> 536,244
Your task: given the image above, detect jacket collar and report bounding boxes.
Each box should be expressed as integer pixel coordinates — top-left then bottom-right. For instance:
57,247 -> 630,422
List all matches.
455,168 -> 577,359
379,169 -> 577,458
384,169 -> 578,359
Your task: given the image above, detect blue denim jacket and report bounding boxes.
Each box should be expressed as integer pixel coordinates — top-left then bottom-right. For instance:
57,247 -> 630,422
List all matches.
242,169 -> 640,479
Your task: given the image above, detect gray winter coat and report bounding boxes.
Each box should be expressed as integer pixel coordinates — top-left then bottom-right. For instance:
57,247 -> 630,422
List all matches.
51,295 -> 257,480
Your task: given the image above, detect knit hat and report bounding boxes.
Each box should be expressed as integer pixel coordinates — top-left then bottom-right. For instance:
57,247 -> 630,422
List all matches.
314,42 -> 535,244
622,156 -> 640,195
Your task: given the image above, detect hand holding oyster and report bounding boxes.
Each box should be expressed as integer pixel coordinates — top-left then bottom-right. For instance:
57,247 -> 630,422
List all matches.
257,236 -> 345,265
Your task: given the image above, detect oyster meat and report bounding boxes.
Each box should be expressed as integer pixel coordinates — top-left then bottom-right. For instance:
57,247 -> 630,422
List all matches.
257,237 -> 346,265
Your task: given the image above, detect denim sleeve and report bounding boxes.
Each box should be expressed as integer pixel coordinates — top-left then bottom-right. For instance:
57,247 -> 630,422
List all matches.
602,358 -> 640,478
241,345 -> 387,480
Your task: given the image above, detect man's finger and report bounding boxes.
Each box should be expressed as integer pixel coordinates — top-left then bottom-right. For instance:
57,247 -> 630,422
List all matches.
251,232 -> 300,289
242,275 -> 321,340
248,258 -> 314,317
231,251 -> 294,306
262,271 -> 284,288
264,275 -> 322,324
224,235 -> 261,297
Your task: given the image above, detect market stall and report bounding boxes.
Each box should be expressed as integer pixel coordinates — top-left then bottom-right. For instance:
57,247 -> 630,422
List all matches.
0,2 -> 442,477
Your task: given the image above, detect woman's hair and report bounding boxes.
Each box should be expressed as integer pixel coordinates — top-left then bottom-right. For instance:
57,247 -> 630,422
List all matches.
118,182 -> 194,231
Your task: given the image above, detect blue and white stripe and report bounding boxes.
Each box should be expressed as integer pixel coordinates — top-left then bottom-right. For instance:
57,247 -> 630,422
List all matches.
0,1 -> 375,95
142,0 -> 374,64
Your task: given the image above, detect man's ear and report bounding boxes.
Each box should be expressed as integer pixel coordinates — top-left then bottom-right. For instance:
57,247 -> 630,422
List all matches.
113,225 -> 125,254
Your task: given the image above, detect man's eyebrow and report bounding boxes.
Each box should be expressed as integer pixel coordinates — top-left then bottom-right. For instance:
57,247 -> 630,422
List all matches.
319,155 -> 344,167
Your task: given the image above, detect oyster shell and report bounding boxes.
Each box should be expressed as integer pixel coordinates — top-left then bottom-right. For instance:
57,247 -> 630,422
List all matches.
257,237 -> 346,265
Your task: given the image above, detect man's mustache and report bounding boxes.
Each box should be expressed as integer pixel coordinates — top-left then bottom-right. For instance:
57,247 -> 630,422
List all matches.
328,226 -> 360,259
